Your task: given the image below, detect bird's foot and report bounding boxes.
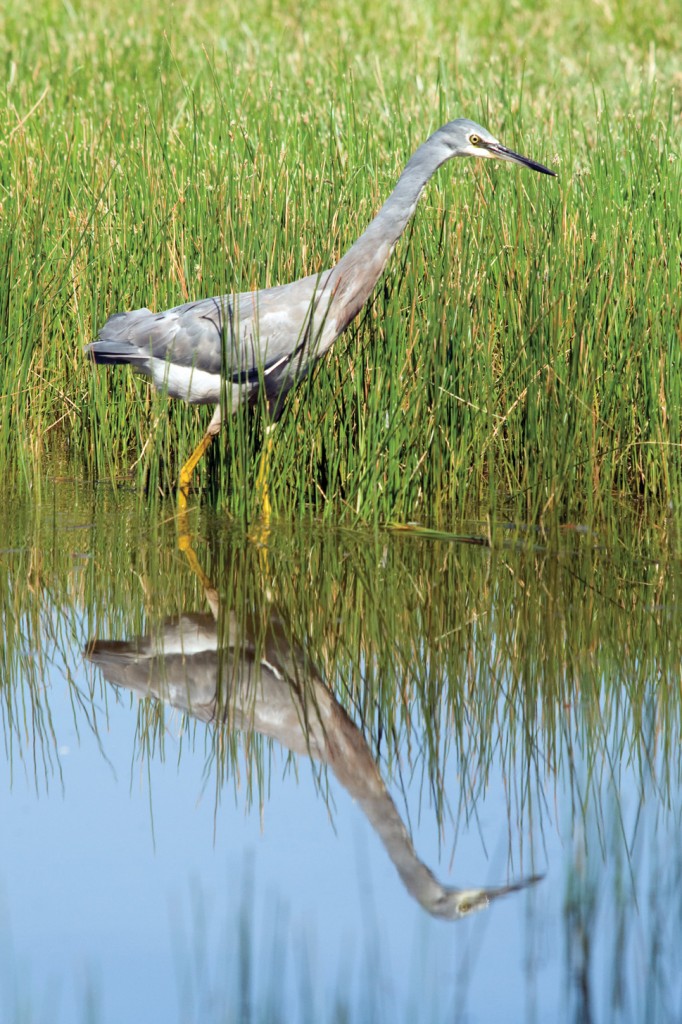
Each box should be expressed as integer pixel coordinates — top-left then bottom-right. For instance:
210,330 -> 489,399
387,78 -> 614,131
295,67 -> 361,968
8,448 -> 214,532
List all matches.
177,430 -> 216,506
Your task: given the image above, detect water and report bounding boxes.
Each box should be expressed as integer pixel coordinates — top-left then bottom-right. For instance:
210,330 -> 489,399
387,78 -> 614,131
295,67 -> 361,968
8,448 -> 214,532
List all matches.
1,470 -> 681,1023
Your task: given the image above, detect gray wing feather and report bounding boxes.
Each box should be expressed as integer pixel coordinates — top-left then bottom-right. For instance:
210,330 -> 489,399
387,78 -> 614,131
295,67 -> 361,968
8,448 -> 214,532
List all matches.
86,271 -> 336,389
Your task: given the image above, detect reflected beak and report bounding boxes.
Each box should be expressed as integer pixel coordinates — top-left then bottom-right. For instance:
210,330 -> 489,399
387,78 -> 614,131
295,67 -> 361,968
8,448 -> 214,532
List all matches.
487,141 -> 556,177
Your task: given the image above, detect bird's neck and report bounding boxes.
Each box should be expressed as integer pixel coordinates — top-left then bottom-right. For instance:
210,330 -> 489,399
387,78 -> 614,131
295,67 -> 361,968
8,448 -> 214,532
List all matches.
328,131 -> 453,332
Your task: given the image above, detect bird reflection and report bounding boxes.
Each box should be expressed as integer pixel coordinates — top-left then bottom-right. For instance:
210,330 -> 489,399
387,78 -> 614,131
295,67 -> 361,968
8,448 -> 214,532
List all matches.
85,532 -> 542,920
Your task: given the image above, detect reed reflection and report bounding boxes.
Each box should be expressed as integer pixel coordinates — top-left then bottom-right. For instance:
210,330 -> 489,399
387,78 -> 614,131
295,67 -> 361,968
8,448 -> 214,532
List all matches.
85,530 -> 541,920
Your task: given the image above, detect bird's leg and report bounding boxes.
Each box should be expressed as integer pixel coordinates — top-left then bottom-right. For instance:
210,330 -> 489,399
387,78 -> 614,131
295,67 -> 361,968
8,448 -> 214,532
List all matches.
247,423 -> 276,554
254,422 -> 276,525
177,432 -> 214,505
177,404 -> 222,510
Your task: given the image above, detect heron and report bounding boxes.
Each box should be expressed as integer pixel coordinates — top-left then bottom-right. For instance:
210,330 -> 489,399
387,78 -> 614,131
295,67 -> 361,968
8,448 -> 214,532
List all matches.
86,534 -> 544,920
86,117 -> 555,515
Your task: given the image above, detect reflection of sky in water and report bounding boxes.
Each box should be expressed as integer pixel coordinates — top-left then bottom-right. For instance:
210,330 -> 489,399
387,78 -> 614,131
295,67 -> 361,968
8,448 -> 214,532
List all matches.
1,623 -> 680,1024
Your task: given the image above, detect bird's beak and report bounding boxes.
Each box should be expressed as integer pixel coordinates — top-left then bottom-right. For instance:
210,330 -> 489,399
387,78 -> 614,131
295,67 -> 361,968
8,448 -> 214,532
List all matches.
486,141 -> 556,177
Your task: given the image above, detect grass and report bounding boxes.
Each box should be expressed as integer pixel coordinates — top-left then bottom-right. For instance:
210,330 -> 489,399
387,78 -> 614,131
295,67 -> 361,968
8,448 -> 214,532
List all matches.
0,0 -> 680,524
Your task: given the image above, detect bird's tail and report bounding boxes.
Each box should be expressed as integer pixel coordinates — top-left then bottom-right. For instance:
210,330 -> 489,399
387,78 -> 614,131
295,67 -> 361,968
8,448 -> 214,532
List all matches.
85,310 -> 154,366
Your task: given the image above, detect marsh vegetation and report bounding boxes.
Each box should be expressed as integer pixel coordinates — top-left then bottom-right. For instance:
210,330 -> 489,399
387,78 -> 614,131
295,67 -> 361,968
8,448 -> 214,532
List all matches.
1,0 -> 680,523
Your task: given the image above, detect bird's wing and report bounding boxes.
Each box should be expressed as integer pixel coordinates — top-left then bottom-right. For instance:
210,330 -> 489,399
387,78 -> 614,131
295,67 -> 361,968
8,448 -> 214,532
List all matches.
89,270 -> 335,383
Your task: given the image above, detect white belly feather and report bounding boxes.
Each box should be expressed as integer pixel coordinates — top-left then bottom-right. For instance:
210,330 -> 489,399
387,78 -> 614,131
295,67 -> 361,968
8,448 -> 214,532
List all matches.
150,359 -> 223,404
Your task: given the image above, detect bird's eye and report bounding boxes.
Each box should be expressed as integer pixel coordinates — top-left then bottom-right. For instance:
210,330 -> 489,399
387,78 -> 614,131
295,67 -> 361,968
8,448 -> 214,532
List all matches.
469,134 -> 480,146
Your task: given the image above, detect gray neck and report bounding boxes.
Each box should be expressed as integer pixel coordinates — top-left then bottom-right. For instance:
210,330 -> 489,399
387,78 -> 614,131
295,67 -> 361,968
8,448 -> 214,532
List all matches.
328,128 -> 454,330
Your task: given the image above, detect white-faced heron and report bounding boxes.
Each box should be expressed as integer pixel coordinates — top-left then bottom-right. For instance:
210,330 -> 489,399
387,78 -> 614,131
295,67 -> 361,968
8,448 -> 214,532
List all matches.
86,118 -> 555,514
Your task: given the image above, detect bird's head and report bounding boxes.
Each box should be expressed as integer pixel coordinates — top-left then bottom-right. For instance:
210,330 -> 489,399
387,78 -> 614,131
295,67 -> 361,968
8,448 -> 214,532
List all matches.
441,118 -> 556,176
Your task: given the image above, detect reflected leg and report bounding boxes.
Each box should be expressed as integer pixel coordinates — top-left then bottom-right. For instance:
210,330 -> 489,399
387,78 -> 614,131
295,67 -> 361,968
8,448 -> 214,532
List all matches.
175,507 -> 220,617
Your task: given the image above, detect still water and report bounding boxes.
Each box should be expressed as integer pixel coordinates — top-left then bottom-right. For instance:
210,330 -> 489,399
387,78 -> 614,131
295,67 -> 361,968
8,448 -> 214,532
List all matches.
1,470 -> 681,1023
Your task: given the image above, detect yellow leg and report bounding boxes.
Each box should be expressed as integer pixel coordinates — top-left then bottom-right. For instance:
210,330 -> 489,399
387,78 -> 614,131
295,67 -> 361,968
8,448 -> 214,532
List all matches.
175,504 -> 220,617
177,405 -> 222,510
254,424 -> 276,525
177,431 -> 214,509
248,424 -> 276,547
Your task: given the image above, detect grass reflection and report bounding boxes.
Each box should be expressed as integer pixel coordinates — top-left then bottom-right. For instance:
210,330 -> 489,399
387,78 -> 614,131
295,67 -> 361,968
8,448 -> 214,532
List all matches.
87,524 -> 542,918
1,477 -> 681,836
1,477 -> 681,1016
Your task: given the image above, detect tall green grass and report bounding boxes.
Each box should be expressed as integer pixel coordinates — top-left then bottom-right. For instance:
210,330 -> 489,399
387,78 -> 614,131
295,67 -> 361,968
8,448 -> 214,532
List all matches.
0,0 -> 680,523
